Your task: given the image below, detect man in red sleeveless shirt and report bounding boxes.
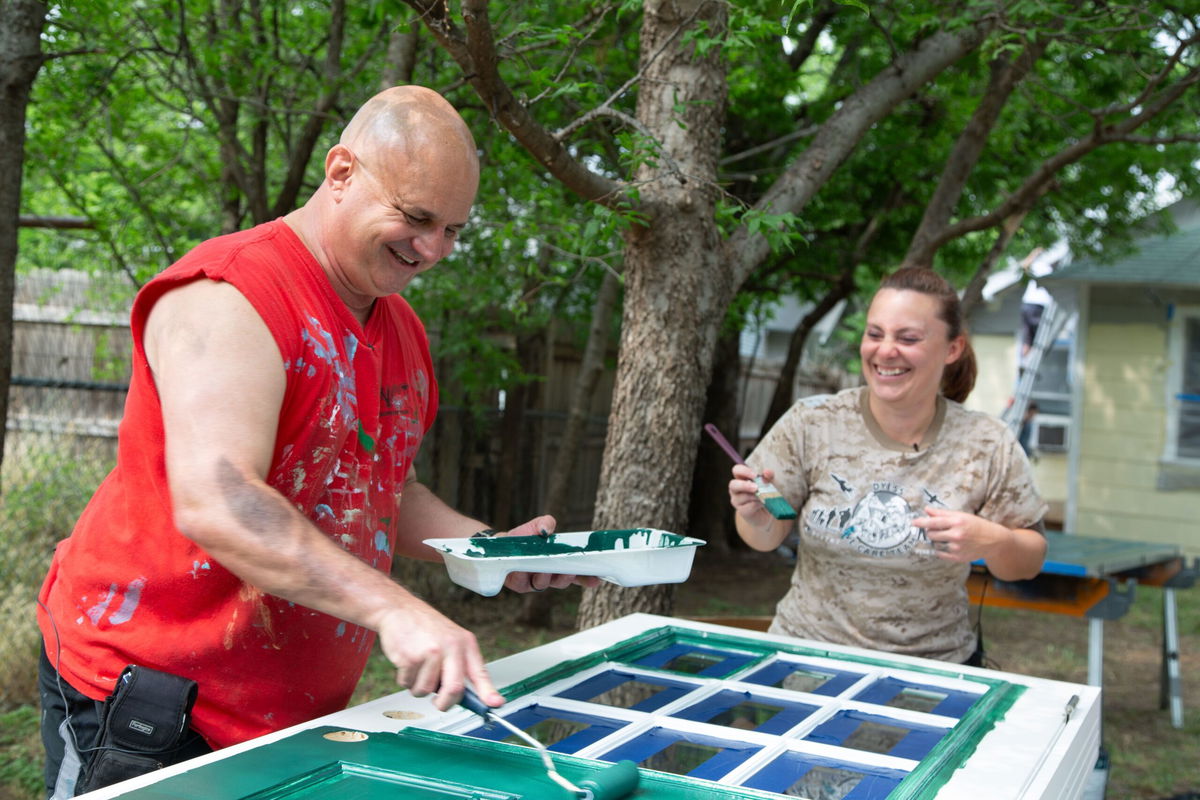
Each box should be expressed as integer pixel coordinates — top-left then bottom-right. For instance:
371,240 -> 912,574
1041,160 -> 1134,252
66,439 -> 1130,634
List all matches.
37,86 -> 593,798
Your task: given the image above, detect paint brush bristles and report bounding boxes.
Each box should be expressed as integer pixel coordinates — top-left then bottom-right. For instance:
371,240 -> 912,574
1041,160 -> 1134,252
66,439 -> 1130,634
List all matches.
703,424 -> 798,521
753,475 -> 798,520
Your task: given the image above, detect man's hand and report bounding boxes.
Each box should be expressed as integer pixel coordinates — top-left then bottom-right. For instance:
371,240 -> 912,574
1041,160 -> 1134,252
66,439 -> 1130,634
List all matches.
496,514 -> 602,593
375,603 -> 502,712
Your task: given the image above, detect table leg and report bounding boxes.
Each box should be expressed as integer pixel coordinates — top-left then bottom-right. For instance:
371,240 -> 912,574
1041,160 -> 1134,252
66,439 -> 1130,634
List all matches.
1088,618 -> 1104,687
1162,587 -> 1183,728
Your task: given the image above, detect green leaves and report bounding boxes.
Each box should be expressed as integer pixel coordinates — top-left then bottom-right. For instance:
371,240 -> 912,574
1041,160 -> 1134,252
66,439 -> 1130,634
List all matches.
20,0 -> 1200,414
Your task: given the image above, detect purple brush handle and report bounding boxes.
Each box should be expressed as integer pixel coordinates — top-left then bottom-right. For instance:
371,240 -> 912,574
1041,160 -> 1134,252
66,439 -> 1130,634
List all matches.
704,423 -> 746,466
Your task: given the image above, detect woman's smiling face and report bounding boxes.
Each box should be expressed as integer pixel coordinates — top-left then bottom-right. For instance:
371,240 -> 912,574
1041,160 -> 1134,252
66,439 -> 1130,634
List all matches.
860,288 -> 965,409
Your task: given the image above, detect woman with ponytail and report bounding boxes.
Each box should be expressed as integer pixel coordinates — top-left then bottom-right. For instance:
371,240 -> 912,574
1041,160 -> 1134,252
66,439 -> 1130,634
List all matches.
726,267 -> 1047,666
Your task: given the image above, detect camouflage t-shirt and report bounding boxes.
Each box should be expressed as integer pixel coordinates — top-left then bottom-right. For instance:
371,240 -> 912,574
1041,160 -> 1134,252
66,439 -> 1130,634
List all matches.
747,386 -> 1047,663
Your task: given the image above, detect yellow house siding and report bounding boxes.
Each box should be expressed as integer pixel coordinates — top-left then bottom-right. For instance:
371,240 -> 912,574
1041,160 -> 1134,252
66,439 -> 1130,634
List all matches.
1032,454 -> 1068,522
967,332 -> 1068,519
1075,317 -> 1199,557
1073,481 -> 1199,520
967,334 -> 1017,419
1075,455 -> 1161,486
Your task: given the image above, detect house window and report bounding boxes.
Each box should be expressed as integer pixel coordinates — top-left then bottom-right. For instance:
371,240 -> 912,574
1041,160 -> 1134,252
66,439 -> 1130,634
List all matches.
1028,342 -> 1072,452
1169,310 -> 1200,461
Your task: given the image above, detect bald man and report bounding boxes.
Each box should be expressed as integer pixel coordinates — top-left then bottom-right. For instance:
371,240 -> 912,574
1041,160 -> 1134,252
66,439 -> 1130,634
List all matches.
36,86 -> 587,798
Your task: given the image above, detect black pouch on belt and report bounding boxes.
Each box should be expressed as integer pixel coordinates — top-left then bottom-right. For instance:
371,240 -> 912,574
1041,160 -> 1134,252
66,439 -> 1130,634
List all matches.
76,664 -> 199,794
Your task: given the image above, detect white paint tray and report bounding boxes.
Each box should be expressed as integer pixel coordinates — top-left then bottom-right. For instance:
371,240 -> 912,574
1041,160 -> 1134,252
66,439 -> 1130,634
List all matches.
423,528 -> 705,597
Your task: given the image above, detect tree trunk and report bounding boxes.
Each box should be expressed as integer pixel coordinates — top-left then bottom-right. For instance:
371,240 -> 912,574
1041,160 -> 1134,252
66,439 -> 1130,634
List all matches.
687,326 -> 741,554
0,0 -> 49,487
492,332 -> 540,529
577,0 -> 730,629
381,19 -> 421,88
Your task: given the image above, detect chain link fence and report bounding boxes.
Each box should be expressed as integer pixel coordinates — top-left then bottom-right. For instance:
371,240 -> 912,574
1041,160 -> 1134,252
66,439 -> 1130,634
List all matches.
2,268 -> 134,708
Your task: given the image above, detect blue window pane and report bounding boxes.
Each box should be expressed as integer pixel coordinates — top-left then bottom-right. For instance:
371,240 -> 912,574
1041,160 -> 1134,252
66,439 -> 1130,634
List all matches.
742,750 -> 907,799
463,704 -> 627,754
554,669 -> 696,712
852,676 -> 979,718
670,689 -> 818,735
598,727 -> 761,780
741,659 -> 866,697
628,643 -> 759,678
805,709 -> 948,760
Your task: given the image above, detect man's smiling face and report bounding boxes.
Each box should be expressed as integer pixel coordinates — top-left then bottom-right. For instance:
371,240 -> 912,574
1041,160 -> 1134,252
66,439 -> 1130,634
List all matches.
327,142 -> 478,303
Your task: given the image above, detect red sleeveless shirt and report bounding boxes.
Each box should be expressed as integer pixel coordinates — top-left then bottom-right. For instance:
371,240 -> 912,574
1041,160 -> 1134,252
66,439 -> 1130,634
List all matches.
37,219 -> 437,747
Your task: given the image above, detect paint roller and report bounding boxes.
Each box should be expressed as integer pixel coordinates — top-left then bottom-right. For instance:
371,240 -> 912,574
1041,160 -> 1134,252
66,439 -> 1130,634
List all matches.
458,686 -> 640,799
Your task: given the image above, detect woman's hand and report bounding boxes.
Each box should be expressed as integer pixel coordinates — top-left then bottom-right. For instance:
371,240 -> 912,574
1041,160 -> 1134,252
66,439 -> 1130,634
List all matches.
729,464 -> 790,551
915,506 -> 1046,580
914,507 -> 1011,563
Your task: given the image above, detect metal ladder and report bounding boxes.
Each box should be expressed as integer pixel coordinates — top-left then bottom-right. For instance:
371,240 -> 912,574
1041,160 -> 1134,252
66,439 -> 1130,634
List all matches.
1001,295 -> 1074,436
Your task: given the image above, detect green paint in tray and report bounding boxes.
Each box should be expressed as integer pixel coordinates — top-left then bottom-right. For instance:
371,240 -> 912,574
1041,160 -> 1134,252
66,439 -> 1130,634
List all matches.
425,529 -> 706,596
460,529 -> 689,558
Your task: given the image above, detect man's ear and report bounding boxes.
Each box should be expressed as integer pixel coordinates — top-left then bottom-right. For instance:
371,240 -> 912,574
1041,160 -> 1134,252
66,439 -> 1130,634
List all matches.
325,144 -> 355,196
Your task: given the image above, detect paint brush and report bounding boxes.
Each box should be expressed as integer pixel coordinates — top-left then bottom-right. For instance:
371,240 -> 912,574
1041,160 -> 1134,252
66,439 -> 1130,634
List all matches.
703,423 -> 798,520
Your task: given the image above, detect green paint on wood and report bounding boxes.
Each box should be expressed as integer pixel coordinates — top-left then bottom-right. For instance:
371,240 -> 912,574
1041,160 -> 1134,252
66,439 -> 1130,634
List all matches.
111,627 -> 1028,800
111,727 -> 775,799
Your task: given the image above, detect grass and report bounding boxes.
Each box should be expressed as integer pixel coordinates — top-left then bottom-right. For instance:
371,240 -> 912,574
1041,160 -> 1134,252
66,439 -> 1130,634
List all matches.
0,708 -> 42,800
2,549 -> 1197,799
1,433 -> 115,710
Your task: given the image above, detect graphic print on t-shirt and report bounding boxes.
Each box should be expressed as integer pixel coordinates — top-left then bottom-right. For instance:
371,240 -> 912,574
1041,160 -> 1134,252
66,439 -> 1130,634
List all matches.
808,476 -> 938,558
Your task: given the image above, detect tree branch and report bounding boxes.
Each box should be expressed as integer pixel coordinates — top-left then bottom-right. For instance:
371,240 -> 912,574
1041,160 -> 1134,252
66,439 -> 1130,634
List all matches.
273,0 -> 390,217
403,0 -> 623,206
553,6 -> 697,144
927,61 -> 1200,250
786,0 -> 839,72
725,13 -> 999,288
960,209 -> 1030,318
1090,29 -> 1200,119
903,32 -> 1051,268
555,105 -> 642,142
17,215 -> 93,229
719,125 -> 818,167
523,5 -> 615,107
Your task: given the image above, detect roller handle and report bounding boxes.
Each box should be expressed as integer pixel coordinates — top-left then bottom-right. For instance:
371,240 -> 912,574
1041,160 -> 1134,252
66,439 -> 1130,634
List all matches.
456,685 -> 494,718
456,686 -> 640,800
703,423 -> 746,465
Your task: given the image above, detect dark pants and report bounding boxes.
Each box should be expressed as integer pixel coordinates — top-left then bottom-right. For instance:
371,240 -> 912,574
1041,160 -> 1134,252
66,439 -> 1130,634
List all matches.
1020,301 -> 1045,348
963,640 -> 985,668
38,647 -> 210,798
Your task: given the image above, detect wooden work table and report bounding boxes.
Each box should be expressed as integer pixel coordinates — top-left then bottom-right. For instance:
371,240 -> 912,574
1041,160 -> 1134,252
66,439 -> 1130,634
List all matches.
967,530 -> 1197,728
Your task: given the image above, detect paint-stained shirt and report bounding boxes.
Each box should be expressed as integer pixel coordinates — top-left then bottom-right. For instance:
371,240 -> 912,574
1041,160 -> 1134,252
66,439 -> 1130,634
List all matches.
747,387 -> 1046,663
37,219 -> 437,747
